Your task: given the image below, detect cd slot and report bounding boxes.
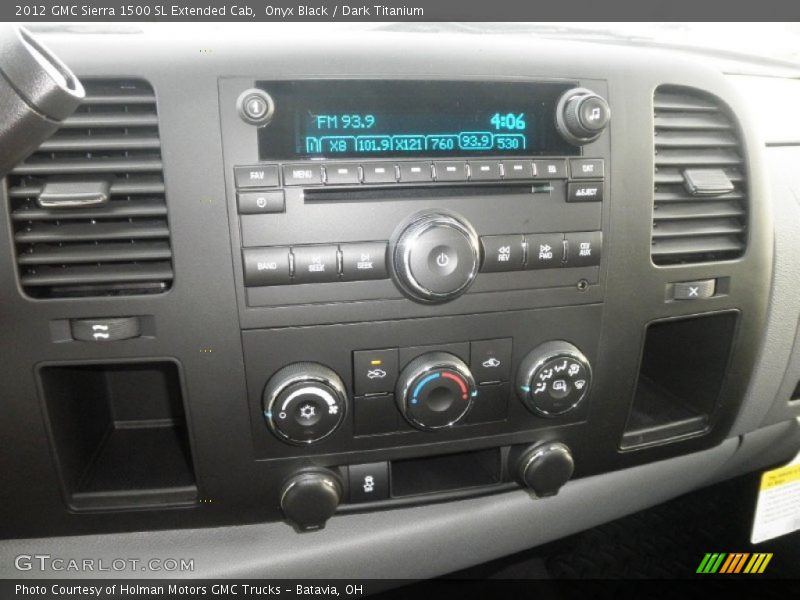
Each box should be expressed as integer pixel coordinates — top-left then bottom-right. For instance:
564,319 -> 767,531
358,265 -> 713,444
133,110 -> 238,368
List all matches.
304,183 -> 547,203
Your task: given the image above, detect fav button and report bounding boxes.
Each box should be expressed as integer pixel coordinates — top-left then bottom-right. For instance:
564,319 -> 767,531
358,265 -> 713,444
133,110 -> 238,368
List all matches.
340,242 -> 388,281
234,165 -> 279,188
292,245 -> 339,283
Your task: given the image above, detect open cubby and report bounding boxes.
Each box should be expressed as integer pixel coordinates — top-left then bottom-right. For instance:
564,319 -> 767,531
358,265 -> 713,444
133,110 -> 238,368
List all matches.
40,361 -> 197,510
621,312 -> 738,449
390,448 -> 502,497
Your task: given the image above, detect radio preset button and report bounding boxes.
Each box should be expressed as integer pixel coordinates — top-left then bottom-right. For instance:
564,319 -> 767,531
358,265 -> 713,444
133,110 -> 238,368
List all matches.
399,162 -> 433,183
433,161 -> 468,182
324,163 -> 360,185
468,160 -> 502,181
340,242 -> 388,281
564,231 -> 602,267
234,165 -> 279,188
480,234 -> 525,272
284,164 -> 324,186
501,160 -> 535,180
292,245 -> 339,283
237,190 -> 285,214
362,162 -> 398,184
569,159 -> 604,179
524,233 -> 565,269
533,160 -> 568,179
567,181 -> 604,202
242,247 -> 291,287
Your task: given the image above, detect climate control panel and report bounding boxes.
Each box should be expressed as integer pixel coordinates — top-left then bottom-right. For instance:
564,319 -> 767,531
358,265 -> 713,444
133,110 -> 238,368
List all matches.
260,338 -> 593,446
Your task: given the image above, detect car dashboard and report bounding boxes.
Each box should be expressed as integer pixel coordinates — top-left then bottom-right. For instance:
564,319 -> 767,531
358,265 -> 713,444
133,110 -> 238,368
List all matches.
1,24 -> 800,579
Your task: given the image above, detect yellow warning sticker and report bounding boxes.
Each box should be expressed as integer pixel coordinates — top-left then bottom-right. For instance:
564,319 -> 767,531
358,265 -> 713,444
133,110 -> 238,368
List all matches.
760,463 -> 800,491
751,450 -> 800,544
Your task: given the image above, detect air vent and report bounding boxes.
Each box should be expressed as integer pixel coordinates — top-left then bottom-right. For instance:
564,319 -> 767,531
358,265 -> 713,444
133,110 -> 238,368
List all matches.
6,79 -> 173,298
652,86 -> 747,265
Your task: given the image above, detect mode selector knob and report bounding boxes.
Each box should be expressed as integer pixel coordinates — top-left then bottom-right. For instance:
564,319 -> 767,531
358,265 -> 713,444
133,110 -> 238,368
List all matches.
392,211 -> 480,303
263,363 -> 347,445
556,88 -> 611,145
517,341 -> 592,417
396,352 -> 477,430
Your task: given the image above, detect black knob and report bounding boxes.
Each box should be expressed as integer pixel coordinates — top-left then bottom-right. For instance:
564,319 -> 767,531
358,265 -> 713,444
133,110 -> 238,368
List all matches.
556,88 -> 610,145
280,468 -> 342,531
263,363 -> 347,445
516,341 -> 592,417
237,88 -> 275,126
516,442 -> 574,497
396,352 -> 477,430
392,211 -> 480,303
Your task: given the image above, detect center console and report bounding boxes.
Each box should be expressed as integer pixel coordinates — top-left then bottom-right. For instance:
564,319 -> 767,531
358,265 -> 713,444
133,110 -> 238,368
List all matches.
219,77 -> 616,529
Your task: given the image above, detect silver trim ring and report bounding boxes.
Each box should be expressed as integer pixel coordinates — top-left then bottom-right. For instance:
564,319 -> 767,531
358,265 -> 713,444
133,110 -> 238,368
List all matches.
521,350 -> 592,418
264,367 -> 347,446
393,212 -> 480,303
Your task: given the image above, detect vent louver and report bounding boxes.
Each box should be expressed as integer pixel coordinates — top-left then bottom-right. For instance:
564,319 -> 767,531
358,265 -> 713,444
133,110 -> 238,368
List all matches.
652,86 -> 747,265
6,79 -> 173,298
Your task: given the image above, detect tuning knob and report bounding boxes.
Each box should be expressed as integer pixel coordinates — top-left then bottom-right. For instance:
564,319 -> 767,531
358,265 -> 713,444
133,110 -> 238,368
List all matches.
395,352 -> 477,430
516,341 -> 592,417
263,363 -> 347,445
392,211 -> 480,303
556,88 -> 610,145
280,468 -> 342,531
515,442 -> 574,497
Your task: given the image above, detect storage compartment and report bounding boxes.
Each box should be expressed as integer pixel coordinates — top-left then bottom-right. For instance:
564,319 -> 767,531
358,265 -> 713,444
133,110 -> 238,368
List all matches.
621,312 -> 738,449
39,361 -> 197,510
390,448 -> 502,497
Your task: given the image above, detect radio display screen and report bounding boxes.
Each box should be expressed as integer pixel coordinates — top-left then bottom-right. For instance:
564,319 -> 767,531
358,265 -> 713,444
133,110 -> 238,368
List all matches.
256,80 -> 579,159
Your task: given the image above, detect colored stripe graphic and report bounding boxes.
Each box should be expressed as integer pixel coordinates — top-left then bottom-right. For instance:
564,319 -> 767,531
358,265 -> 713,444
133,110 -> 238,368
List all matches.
698,552 -> 773,574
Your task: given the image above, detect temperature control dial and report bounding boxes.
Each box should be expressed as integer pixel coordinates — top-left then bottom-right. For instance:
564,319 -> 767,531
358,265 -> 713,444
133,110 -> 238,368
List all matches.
516,341 -> 592,417
396,352 -> 477,430
263,363 -> 347,445
392,211 -> 480,303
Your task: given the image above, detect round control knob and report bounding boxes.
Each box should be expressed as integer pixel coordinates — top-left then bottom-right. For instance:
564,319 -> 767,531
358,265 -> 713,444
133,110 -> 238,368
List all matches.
516,341 -> 592,417
280,468 -> 342,531
396,352 -> 477,430
556,88 -> 610,145
516,442 -> 574,497
263,363 -> 347,445
392,211 -> 480,303
237,88 -> 275,127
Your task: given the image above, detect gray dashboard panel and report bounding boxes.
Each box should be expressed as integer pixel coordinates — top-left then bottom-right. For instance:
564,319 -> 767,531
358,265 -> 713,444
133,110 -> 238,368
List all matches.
0,438 -> 740,579
0,26 -> 798,577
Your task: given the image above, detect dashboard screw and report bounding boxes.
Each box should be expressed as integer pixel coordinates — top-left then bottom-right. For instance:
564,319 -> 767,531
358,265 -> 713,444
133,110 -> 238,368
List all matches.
577,279 -> 589,292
